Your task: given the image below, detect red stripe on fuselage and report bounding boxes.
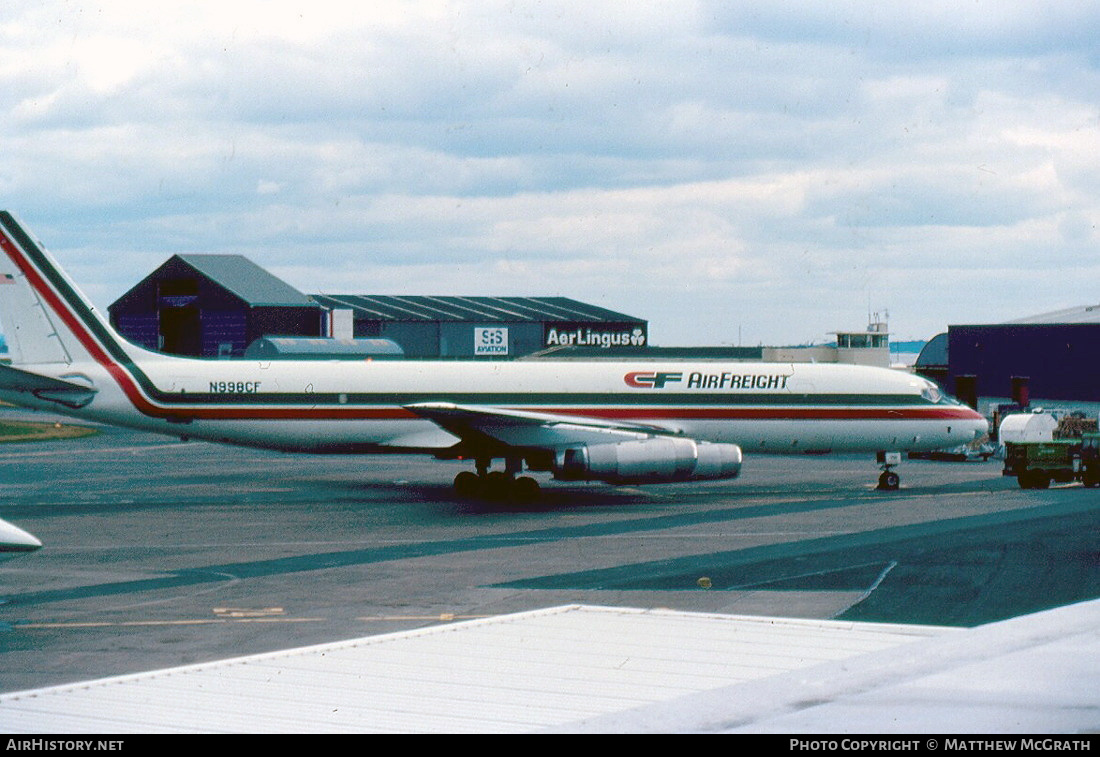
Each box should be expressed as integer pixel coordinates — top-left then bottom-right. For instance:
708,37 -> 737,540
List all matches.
140,405 -> 976,422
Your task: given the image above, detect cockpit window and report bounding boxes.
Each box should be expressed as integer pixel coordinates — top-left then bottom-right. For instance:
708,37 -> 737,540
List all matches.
915,379 -> 960,405
920,384 -> 943,404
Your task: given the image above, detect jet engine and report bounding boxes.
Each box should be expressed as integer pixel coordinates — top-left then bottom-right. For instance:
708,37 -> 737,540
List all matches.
552,437 -> 742,485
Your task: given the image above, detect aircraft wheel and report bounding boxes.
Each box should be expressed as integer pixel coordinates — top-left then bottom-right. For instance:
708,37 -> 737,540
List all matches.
1019,471 -> 1050,489
877,471 -> 900,491
482,471 -> 512,501
511,476 -> 541,503
454,471 -> 482,498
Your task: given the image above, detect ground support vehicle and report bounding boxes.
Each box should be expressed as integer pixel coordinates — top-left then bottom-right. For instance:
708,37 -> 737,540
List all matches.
1003,433 -> 1100,489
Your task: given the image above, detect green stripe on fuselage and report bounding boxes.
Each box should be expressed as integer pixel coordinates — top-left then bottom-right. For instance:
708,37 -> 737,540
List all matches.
161,391 -> 929,408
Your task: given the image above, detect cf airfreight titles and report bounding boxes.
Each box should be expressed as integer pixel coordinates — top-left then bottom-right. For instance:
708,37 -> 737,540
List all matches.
625,371 -> 792,390
685,372 -> 791,390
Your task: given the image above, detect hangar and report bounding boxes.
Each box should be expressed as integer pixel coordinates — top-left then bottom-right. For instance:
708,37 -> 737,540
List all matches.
108,254 -> 324,357
109,255 -> 647,360
916,304 -> 1100,412
310,294 -> 647,359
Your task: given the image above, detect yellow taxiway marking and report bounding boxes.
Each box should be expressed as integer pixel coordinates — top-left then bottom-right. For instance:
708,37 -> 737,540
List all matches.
213,606 -> 286,618
16,611 -> 494,630
17,618 -> 326,629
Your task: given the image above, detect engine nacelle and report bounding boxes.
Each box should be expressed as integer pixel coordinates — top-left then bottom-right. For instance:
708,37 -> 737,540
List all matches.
552,438 -> 742,485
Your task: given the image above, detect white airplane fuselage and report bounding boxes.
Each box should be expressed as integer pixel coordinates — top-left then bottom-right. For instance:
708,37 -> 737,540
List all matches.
9,352 -> 987,457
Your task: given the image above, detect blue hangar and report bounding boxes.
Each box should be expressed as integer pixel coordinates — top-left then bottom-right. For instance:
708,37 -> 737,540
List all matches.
916,304 -> 1100,411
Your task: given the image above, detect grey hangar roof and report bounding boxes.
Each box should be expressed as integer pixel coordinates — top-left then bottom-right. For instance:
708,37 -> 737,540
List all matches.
1004,303 -> 1100,324
159,254 -> 316,307
309,293 -> 642,324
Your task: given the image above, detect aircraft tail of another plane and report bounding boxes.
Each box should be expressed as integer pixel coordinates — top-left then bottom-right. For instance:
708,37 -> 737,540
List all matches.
0,211 -> 132,369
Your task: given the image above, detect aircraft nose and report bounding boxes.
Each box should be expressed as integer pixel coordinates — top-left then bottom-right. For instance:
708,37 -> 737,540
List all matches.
967,408 -> 990,438
0,518 -> 42,558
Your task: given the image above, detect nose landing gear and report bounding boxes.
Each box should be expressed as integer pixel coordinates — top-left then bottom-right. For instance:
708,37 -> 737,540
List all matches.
876,451 -> 901,491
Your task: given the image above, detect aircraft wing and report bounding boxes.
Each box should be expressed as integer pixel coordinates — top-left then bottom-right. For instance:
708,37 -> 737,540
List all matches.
403,401 -> 678,450
0,364 -> 97,409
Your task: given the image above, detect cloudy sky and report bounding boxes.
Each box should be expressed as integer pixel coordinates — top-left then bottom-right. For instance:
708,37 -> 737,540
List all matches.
2,1 -> 1098,347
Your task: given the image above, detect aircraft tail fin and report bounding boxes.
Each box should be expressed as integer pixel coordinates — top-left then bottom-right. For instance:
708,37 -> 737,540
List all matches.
0,211 -> 131,368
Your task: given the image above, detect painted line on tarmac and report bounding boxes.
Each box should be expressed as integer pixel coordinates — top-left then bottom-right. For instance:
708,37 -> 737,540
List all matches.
492,497 -> 1100,626
1,494 -> 880,608
0,442 -> 194,459
14,612 -> 494,630
493,496 -> 1100,592
15,617 -> 327,629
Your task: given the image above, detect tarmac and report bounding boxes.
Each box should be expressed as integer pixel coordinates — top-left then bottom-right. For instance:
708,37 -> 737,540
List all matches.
1,406 -> 1098,695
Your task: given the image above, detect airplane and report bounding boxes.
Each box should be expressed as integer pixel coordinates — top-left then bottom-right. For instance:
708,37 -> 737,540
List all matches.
0,210 -> 988,500
0,517 -> 41,561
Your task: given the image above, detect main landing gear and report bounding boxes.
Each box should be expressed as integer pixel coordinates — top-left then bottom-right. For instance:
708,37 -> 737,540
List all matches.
876,451 -> 902,491
453,456 -> 541,503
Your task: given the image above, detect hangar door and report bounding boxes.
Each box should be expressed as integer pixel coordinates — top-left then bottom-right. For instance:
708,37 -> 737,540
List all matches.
157,278 -> 201,356
155,278 -> 250,357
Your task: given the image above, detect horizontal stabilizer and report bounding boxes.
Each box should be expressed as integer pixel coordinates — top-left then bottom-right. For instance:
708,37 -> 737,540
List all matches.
0,363 -> 97,409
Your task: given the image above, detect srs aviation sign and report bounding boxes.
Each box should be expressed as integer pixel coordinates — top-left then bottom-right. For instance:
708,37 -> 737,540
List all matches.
474,327 -> 509,356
